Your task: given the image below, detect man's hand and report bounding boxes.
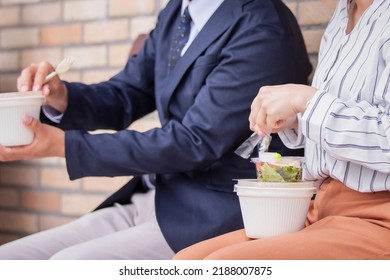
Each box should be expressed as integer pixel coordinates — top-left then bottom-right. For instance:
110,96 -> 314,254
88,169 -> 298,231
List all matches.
17,61 -> 69,113
0,115 -> 65,161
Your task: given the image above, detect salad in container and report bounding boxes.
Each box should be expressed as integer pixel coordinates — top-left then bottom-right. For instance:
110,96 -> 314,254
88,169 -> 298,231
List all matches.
251,152 -> 303,182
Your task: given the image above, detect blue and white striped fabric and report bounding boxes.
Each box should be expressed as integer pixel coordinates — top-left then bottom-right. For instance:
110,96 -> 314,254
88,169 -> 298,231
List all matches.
280,0 -> 390,192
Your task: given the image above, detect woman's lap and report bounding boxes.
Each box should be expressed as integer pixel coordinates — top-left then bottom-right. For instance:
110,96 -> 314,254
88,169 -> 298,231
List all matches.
175,180 -> 390,260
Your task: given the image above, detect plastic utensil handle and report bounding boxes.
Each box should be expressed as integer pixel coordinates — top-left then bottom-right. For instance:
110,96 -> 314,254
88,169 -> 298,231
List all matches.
234,133 -> 263,159
44,71 -> 58,83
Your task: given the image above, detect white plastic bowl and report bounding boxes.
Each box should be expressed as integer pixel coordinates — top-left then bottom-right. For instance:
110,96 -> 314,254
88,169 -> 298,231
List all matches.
235,180 -> 316,238
0,91 -> 44,146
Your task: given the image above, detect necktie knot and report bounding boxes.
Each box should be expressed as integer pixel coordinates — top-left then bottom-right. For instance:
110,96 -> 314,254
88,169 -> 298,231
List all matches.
181,6 -> 191,23
168,6 -> 192,72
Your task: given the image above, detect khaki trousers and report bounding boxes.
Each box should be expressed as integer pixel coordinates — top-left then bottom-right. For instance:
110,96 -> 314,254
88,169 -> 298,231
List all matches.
174,179 -> 390,259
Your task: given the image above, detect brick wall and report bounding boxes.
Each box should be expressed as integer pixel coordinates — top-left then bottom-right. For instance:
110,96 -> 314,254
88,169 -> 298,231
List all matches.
0,0 -> 338,245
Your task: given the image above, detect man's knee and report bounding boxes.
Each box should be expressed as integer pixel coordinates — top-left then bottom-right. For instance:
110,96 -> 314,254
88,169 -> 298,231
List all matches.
50,245 -> 96,260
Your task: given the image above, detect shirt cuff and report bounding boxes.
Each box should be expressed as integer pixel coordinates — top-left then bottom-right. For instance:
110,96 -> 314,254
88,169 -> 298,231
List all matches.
301,89 -> 338,146
42,105 -> 63,123
278,113 -> 305,149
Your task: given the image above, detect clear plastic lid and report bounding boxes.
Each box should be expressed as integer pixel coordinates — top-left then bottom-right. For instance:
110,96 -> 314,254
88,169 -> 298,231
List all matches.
251,153 -> 304,167
251,153 -> 304,182
251,152 -> 303,167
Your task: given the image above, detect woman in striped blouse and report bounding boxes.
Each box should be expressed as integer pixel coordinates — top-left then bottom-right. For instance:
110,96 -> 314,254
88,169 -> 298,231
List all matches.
174,0 -> 390,259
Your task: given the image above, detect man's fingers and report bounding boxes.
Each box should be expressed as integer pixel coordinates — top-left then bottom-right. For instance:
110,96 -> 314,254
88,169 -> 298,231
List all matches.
17,63 -> 38,92
42,84 -> 51,98
0,146 -> 27,161
33,61 -> 54,91
22,115 -> 40,133
0,145 -> 11,161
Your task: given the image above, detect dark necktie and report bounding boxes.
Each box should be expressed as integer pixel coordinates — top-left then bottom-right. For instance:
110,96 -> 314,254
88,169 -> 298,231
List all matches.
168,6 -> 192,72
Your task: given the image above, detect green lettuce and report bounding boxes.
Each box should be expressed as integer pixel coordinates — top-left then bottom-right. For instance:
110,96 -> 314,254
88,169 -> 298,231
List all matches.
259,162 -> 302,182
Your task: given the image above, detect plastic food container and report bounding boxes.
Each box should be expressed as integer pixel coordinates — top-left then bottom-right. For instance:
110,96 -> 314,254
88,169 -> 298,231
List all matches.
0,91 -> 44,146
234,180 -> 316,238
252,153 -> 304,182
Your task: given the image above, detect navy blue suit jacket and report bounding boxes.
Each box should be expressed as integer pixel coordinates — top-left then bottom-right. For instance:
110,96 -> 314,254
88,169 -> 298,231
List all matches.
53,0 -> 312,252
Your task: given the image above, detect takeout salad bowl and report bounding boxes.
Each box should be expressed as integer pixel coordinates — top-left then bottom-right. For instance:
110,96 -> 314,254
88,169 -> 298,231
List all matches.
0,91 -> 44,146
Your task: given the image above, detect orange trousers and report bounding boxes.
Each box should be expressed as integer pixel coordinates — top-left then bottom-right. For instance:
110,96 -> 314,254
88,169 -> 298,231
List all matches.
174,179 -> 390,259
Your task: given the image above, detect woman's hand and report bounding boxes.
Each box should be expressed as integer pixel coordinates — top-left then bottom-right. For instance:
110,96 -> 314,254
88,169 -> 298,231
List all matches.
17,62 -> 69,113
249,84 -> 317,134
0,116 -> 65,162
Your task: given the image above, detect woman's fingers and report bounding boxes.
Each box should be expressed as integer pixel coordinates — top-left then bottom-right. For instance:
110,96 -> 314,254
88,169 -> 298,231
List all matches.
252,84 -> 317,133
250,85 -> 296,133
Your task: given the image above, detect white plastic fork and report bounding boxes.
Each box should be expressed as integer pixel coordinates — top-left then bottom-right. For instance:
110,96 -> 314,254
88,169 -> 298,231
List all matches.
44,56 -> 74,83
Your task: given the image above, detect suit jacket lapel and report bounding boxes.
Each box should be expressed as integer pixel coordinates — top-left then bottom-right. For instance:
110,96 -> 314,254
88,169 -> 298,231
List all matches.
160,0 -> 240,117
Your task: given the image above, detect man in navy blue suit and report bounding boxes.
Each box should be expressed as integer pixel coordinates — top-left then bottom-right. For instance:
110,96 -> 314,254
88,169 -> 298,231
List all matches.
0,0 -> 311,259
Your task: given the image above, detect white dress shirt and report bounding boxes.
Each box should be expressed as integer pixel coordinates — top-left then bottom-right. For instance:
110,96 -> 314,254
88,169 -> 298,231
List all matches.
181,0 -> 224,55
280,0 -> 390,192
